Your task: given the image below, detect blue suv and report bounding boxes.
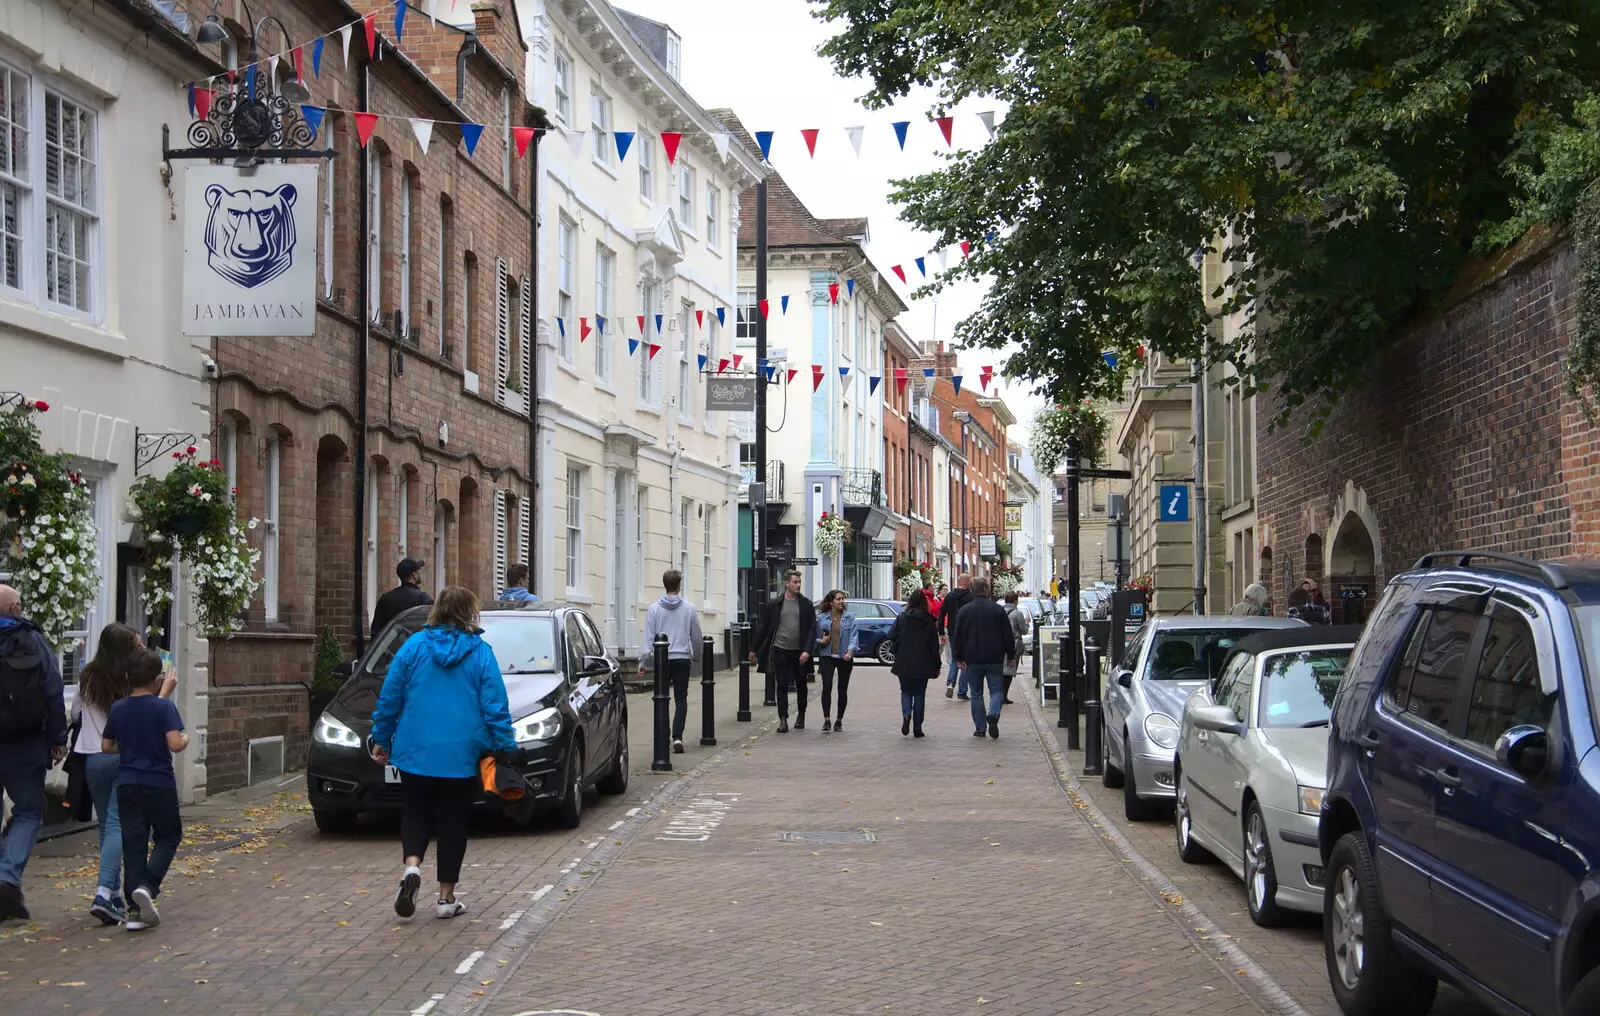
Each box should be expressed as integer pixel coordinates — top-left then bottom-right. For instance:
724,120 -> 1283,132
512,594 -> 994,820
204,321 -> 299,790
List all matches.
1320,551 -> 1600,1016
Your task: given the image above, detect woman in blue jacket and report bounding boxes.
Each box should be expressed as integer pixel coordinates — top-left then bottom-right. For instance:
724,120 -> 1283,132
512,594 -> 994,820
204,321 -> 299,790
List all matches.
370,586 -> 516,921
815,590 -> 860,732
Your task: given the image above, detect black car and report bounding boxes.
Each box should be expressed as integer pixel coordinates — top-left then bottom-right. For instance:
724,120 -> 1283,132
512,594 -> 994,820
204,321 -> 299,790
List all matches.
307,601 -> 628,833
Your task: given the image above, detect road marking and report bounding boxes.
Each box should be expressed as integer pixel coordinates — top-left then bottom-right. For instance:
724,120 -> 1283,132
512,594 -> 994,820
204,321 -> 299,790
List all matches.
529,884 -> 554,901
498,911 -> 524,930
607,819 -> 625,831
625,807 -> 641,817
411,994 -> 445,1015
655,793 -> 741,842
455,951 -> 484,975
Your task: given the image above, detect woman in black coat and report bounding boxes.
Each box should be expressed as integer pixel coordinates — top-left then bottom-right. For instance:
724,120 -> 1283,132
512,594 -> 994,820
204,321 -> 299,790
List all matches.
889,589 -> 942,737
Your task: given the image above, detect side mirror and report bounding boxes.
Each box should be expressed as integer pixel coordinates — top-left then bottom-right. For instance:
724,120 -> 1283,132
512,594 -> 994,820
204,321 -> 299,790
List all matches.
1191,703 -> 1246,737
332,661 -> 355,681
1495,724 -> 1550,779
581,655 -> 612,675
1116,670 -> 1133,689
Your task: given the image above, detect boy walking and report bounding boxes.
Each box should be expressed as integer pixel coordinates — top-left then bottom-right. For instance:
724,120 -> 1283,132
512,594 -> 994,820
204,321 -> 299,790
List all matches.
638,570 -> 703,753
102,648 -> 188,931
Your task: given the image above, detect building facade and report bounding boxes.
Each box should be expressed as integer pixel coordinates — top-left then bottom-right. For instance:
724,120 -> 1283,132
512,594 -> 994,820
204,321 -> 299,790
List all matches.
520,1 -> 761,657
920,345 -> 1011,579
882,320 -> 936,579
1008,448 -> 1050,592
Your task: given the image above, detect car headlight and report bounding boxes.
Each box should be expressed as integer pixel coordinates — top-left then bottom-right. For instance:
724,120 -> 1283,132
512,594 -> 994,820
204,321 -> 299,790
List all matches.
1298,785 -> 1325,816
512,707 -> 562,743
314,714 -> 362,748
1144,712 -> 1180,750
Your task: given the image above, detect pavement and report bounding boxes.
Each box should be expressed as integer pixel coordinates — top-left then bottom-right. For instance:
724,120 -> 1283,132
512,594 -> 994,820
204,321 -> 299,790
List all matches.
0,655 -> 1479,1016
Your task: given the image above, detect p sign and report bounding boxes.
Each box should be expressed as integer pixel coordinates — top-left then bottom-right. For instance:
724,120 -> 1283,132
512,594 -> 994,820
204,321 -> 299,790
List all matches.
1158,484 -> 1190,523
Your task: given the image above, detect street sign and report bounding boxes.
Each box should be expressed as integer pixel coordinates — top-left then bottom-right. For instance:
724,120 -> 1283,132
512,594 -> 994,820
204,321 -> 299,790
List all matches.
1339,584 -> 1369,600
706,375 -> 757,412
792,557 -> 819,566
1159,484 -> 1190,522
869,541 -> 895,563
1003,504 -> 1023,531
979,533 -> 998,557
763,548 -> 789,561
748,481 -> 766,510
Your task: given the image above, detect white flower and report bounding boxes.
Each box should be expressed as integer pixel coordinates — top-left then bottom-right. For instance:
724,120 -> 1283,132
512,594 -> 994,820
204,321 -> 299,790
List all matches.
200,492 -> 213,502
247,518 -> 258,530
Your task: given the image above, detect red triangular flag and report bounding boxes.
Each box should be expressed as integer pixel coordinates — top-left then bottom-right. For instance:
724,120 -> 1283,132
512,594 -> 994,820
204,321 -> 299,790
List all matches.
718,358 -> 730,374
292,46 -> 303,82
828,283 -> 840,305
661,132 -> 683,165
733,354 -> 744,369
811,364 -> 825,392
513,126 -> 535,158
648,343 -> 661,360
756,299 -> 769,319
194,87 -> 214,120
891,265 -> 907,284
936,116 -> 954,147
894,367 -> 908,395
979,374 -> 991,392
695,309 -> 704,329
363,13 -> 378,57
801,128 -> 820,157
960,240 -> 972,258
579,317 -> 592,342
787,369 -> 798,385
354,111 -> 379,147
633,315 -> 644,335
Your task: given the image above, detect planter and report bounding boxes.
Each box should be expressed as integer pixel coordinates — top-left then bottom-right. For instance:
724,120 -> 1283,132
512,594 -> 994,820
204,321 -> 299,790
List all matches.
169,514 -> 208,538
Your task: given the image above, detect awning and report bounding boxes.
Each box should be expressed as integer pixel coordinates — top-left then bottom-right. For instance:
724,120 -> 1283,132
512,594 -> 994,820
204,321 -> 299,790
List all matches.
845,504 -> 897,542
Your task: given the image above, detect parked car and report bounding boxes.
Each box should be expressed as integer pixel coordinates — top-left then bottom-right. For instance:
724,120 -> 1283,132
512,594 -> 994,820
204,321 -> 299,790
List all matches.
1100,614 -> 1305,820
306,601 -> 628,833
841,598 -> 905,664
1320,551 -> 1600,1016
1174,626 -> 1361,926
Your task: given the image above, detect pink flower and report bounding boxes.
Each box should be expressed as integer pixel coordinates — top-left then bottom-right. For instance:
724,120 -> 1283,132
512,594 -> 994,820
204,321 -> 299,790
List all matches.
186,445 -> 197,455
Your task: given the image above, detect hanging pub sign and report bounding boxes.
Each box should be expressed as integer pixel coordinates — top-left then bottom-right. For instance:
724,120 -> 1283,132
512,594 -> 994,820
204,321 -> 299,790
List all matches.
706,374 -> 758,412
183,164 -> 320,337
1003,504 -> 1023,532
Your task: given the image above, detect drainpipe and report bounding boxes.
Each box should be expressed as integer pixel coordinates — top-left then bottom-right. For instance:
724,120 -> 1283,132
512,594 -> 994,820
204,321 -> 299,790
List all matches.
1191,339 -> 1209,616
456,35 -> 478,104
353,59 -> 371,656
526,121 -> 542,587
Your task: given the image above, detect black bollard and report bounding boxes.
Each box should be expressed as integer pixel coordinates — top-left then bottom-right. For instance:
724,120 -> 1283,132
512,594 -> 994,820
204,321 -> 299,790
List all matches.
1032,618 -> 1041,689
1082,636 -> 1104,777
1058,632 -> 1081,749
651,634 -> 672,772
736,624 -> 752,722
700,635 -> 717,746
762,638 -> 776,707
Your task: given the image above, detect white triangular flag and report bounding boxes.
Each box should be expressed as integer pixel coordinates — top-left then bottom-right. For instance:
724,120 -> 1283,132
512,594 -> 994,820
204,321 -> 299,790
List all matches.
268,54 -> 279,84
411,118 -> 433,153
978,110 -> 996,139
565,129 -> 585,159
871,272 -> 880,293
710,132 -> 730,163
938,248 -> 949,271
340,23 -> 354,67
845,126 -> 864,156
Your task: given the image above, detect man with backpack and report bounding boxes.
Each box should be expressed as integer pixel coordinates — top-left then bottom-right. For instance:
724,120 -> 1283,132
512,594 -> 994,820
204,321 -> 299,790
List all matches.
0,584 -> 68,921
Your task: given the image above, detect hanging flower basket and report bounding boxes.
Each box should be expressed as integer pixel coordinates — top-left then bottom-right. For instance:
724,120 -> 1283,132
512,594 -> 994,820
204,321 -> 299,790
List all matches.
0,399 -> 98,651
991,561 -> 1025,597
1030,401 -> 1111,475
1129,573 -> 1155,596
814,510 -> 852,558
129,446 -> 261,639
897,571 -> 923,598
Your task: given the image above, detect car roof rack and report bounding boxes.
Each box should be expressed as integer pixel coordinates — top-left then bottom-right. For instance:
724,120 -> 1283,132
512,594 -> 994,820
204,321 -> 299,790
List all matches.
1413,550 -> 1569,591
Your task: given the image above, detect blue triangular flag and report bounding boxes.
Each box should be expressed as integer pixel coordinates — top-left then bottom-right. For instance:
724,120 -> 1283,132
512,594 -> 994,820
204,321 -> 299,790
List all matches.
892,121 -> 909,149
839,366 -> 850,378
614,130 -> 635,162
312,37 -> 324,76
915,257 -> 926,277
985,230 -> 998,243
1102,351 -> 1119,369
394,0 -> 406,41
716,307 -> 726,327
765,366 -> 778,383
556,318 -> 566,338
595,314 -> 607,334
460,122 -> 484,157
757,359 -> 768,369
846,279 -> 855,299
246,64 -> 257,101
187,83 -> 196,116
868,376 -> 881,396
952,375 -> 963,395
780,295 -> 790,314
627,338 -> 639,356
655,314 -> 664,334
755,131 -> 774,160
697,354 -> 708,371
300,104 -> 326,139
922,367 -> 934,378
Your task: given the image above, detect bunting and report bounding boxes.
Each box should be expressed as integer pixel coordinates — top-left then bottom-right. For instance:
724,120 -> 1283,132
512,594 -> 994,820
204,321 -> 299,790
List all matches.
648,343 -> 662,360
801,128 -> 820,157
869,375 -> 881,396
362,13 -> 377,58
758,299 -> 770,319
755,131 -> 774,161
662,132 -> 683,165
811,365 -> 825,392
828,282 -> 839,305
891,265 -> 907,284
411,118 -> 433,153
614,130 -> 635,162
716,307 -> 726,327
460,122 -> 483,157
627,338 -> 640,357
354,111 -> 379,147
718,358 -> 730,374
892,121 -> 909,150
915,257 -> 926,278
936,115 -> 954,147
580,317 -> 592,342
952,375 -> 964,395
787,369 -> 799,385
513,126 -> 535,158
697,354 -> 708,372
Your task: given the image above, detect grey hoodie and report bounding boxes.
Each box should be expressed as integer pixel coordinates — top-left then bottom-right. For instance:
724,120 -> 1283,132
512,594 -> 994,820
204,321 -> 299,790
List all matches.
641,594 -> 704,664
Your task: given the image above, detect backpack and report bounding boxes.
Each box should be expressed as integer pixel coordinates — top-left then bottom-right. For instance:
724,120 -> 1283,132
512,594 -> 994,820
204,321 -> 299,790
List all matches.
0,628 -> 49,737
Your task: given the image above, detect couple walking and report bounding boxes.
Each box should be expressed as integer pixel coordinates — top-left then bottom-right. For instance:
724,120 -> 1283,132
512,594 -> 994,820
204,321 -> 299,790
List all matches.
747,571 -> 858,733
891,576 -> 1020,738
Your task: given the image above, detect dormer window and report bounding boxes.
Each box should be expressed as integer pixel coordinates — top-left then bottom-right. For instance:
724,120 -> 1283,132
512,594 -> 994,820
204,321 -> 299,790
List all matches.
665,33 -> 681,81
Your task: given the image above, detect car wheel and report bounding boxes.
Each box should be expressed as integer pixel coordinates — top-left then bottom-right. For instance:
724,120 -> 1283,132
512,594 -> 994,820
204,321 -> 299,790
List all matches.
313,809 -> 358,834
1100,719 -> 1124,788
1174,763 -> 1212,864
553,740 -> 585,830
876,640 -> 896,666
1565,965 -> 1600,1014
1122,735 -> 1165,821
1243,801 -> 1288,926
1324,831 -> 1437,1016
595,721 -> 629,795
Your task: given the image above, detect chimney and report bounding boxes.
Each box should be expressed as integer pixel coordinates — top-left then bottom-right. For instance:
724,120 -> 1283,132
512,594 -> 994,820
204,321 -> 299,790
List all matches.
471,0 -> 502,36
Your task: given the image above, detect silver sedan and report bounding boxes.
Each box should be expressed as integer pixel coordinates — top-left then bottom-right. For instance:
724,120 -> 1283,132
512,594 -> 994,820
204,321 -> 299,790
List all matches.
1099,615 -> 1304,820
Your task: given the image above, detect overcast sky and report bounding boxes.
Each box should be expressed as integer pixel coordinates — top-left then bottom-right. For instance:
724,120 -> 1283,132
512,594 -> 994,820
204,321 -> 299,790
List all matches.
613,0 -> 1044,443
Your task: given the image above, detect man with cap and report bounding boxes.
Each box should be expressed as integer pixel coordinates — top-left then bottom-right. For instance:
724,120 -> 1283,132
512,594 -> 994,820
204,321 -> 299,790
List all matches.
371,558 -> 433,641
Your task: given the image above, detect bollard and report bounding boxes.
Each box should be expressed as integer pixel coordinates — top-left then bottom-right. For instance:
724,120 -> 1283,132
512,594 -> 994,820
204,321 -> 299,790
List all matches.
1058,632 -> 1081,749
736,624 -> 752,722
651,634 -> 672,772
700,635 -> 718,746
1032,619 -> 1042,688
762,636 -> 776,707
1082,636 -> 1104,777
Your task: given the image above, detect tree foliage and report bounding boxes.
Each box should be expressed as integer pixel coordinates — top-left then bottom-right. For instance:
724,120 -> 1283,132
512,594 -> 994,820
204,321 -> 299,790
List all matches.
813,0 -> 1600,419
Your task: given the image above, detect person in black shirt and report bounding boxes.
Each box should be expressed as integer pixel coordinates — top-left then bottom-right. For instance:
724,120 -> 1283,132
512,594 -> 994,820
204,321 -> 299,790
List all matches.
371,558 -> 433,641
951,577 -> 1018,739
938,574 -> 974,699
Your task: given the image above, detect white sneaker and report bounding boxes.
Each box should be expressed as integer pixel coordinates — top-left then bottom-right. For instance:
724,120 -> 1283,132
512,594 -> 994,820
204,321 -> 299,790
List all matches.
130,887 -> 159,929
436,899 -> 467,919
124,906 -> 146,932
394,866 -> 422,918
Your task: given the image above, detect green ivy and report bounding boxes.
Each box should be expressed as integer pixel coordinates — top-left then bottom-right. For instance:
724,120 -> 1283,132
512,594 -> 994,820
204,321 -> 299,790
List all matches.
311,625 -> 346,694
1574,183 -> 1600,418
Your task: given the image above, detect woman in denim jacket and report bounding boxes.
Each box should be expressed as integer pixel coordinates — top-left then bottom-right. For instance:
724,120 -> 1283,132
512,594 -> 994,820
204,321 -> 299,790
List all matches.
815,590 -> 860,732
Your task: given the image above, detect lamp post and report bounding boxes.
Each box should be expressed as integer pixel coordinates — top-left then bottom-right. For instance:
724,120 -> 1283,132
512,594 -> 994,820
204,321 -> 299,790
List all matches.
196,1 -> 311,103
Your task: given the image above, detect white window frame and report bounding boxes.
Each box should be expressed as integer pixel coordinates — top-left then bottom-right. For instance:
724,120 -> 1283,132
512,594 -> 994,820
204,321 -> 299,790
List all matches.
321,151 -> 335,300
679,499 -> 691,579
368,147 -> 382,323
552,49 -> 573,125
589,82 -> 613,170
565,466 -> 585,591
705,183 -> 720,249
634,483 -> 646,597
556,214 -> 575,362
702,507 -> 713,603
501,86 -> 513,190
365,466 -> 379,619
217,421 -> 238,499
676,163 -> 696,230
665,34 -> 682,80
397,472 -> 409,559
678,300 -> 694,417
432,505 -> 447,593
736,289 -> 757,339
263,435 -> 280,622
398,174 -> 412,338
638,281 -> 658,406
436,197 -> 449,355
594,244 -> 613,382
637,124 -> 654,201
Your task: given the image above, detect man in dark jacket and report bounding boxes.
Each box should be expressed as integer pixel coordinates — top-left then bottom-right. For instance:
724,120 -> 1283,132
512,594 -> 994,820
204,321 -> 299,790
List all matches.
951,577 -> 1016,740
371,558 -> 433,641
939,573 -> 974,699
0,584 -> 68,920
748,570 -> 817,733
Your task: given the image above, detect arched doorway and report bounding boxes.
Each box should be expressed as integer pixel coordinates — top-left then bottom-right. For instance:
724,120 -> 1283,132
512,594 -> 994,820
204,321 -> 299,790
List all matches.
1327,512 -> 1377,625
315,434 -> 352,641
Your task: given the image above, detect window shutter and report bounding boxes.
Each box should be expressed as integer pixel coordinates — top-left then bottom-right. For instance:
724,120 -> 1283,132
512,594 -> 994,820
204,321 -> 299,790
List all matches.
493,490 -> 509,593
519,273 -> 534,416
517,494 -> 531,569
495,258 -> 511,403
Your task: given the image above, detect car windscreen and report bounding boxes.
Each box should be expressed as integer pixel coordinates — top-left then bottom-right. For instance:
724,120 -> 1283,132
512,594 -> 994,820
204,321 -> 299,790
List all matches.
1257,648 -> 1352,728
1147,628 -> 1262,680
480,616 -> 560,674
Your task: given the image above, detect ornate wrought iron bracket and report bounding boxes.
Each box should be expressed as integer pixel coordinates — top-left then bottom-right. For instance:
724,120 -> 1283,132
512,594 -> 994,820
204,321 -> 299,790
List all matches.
162,101 -> 335,164
0,392 -> 25,411
135,430 -> 198,474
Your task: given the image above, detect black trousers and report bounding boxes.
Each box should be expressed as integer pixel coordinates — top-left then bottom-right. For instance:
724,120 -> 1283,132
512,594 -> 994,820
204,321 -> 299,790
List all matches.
770,647 -> 807,719
400,773 -> 479,884
118,783 -> 182,907
819,656 -> 854,719
669,659 -> 692,740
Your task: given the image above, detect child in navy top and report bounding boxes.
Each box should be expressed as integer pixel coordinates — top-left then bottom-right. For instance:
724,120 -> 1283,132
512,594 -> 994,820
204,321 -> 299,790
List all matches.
102,648 -> 187,931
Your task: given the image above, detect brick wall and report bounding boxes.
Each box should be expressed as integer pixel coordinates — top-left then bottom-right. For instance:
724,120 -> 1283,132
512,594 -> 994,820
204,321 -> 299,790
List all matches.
1255,232 -> 1577,619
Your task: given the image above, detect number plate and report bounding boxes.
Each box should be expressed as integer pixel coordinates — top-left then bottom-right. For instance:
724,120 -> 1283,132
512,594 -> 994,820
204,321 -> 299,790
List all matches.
384,765 -> 402,784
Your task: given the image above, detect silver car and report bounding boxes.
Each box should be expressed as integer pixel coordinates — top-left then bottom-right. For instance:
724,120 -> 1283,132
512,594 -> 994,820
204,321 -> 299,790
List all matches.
1100,615 -> 1304,820
1173,627 -> 1360,926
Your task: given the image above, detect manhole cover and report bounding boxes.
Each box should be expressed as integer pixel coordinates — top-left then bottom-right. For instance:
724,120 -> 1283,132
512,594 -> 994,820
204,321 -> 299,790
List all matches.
778,830 -> 877,844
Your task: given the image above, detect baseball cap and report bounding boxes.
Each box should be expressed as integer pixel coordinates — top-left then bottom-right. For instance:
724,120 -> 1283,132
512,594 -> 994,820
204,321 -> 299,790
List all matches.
396,558 -> 425,580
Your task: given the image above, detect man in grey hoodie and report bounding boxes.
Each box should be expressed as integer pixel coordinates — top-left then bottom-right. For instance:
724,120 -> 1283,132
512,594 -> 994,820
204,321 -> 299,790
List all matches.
638,570 -> 703,753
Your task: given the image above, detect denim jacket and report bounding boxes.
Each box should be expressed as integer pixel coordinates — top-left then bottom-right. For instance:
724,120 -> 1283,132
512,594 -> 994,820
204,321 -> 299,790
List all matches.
815,611 -> 860,658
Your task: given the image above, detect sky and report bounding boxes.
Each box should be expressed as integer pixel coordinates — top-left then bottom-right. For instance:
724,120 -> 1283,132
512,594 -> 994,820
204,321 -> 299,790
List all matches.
611,0 -> 1045,443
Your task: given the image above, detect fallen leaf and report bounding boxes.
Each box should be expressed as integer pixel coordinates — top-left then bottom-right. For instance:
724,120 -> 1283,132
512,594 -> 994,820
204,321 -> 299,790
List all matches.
480,979 -> 494,986
985,779 -> 995,785
869,921 -> 883,926
338,920 -> 348,926
194,979 -> 208,984
472,990 -> 485,996
59,981 -> 86,987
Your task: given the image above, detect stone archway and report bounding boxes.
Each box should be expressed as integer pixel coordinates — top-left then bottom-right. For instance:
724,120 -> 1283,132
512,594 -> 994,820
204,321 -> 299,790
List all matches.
1327,512 -> 1378,625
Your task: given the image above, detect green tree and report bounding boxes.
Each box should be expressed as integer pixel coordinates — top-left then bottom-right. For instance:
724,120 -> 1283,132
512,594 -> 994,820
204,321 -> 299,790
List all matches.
814,0 -> 1600,421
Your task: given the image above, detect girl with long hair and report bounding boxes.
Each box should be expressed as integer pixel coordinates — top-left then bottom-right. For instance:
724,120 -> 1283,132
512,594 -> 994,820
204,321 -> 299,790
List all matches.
814,590 -> 859,732
887,589 -> 942,737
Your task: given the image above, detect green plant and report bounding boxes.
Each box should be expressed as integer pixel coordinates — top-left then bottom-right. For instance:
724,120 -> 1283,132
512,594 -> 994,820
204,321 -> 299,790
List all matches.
311,625 -> 346,694
1575,181 -> 1600,418
814,510 -> 853,557
1030,403 -> 1111,475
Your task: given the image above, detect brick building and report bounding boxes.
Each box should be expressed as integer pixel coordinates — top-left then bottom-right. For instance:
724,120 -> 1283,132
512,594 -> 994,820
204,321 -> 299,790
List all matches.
205,0 -> 539,789
882,321 -> 936,573
920,345 -> 1012,578
1254,230 -> 1579,623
